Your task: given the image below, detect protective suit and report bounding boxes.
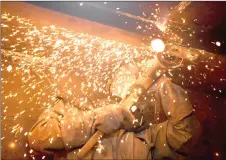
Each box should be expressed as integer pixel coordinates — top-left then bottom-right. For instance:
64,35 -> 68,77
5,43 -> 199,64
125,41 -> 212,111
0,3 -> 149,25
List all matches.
28,58 -> 201,160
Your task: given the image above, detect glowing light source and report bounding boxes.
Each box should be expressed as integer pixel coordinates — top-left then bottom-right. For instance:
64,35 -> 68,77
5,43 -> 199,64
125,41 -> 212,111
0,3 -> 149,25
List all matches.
187,65 -> 192,71
8,142 -> 16,149
216,42 -> 221,47
7,65 -> 12,72
151,39 -> 165,52
115,51 -> 122,56
156,22 -> 167,32
131,105 -> 137,112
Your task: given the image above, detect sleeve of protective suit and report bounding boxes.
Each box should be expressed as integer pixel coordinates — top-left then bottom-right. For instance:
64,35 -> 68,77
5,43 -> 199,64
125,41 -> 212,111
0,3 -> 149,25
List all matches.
60,104 -> 124,151
28,100 -> 124,155
150,78 -> 201,159
27,99 -> 66,155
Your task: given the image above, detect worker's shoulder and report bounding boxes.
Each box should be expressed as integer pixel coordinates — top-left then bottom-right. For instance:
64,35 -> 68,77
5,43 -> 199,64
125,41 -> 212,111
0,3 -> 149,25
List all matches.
148,75 -> 171,92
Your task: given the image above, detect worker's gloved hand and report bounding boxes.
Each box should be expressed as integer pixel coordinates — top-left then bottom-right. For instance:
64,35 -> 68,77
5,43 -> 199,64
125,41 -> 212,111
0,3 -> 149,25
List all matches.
93,104 -> 136,134
121,98 -> 155,132
121,84 -> 154,132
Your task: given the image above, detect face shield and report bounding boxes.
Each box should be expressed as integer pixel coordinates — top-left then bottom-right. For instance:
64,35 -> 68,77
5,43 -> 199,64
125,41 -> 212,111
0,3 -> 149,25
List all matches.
110,63 -> 140,99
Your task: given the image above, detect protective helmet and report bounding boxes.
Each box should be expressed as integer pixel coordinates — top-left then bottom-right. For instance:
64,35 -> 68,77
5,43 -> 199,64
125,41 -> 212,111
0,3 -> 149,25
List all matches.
108,51 -> 182,99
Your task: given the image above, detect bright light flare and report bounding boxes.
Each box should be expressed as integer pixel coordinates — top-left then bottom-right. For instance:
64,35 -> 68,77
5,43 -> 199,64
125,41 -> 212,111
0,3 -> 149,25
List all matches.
7,65 -> 13,72
216,42 -> 221,47
8,142 -> 16,149
131,105 -> 137,112
155,20 -> 167,32
151,39 -> 165,52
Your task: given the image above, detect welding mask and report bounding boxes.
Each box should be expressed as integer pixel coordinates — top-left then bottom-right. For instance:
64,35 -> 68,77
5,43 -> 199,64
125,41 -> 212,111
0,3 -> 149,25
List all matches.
109,63 -> 140,99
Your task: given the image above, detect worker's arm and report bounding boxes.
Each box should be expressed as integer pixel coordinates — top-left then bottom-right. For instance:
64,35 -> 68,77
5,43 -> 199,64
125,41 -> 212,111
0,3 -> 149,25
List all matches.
149,78 -> 201,159
28,99 -> 66,155
28,99 -> 125,155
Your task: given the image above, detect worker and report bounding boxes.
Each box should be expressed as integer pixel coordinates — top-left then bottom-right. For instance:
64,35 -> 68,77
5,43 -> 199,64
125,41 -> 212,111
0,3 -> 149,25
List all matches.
28,55 -> 201,160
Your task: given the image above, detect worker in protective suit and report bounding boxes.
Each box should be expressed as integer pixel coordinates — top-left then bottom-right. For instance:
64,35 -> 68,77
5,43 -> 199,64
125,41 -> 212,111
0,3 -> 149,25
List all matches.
28,55 -> 201,160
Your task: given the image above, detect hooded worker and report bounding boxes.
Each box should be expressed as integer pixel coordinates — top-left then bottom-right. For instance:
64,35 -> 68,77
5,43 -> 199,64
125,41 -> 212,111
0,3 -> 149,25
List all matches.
28,54 -> 201,160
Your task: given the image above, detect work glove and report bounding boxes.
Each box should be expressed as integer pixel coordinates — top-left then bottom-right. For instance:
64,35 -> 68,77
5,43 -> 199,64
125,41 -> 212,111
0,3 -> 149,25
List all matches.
123,84 -> 156,132
93,104 -> 136,134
